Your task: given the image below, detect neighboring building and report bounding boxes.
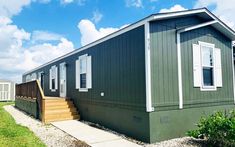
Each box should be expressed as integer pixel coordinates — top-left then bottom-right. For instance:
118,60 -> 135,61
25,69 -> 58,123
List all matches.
22,8 -> 235,143
0,79 -> 15,101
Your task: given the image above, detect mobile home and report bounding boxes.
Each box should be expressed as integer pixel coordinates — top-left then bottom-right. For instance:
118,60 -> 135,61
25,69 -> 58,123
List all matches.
20,8 -> 235,143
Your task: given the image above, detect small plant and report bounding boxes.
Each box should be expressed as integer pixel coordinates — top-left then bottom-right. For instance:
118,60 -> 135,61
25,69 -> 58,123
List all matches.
187,110 -> 235,147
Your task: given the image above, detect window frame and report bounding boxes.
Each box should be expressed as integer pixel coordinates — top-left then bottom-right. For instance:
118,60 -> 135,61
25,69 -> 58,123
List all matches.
50,65 -> 57,92
199,41 -> 217,91
78,54 -> 88,92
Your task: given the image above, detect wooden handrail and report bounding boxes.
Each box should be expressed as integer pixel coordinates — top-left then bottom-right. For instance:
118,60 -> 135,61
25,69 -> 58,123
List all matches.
15,80 -> 45,120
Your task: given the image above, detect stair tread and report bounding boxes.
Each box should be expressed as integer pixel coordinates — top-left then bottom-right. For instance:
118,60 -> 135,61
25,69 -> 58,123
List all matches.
45,103 -> 72,105
45,108 -> 78,114
45,115 -> 80,123
45,114 -> 80,120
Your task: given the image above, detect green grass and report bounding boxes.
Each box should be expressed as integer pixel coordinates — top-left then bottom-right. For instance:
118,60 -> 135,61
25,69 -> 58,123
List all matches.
0,102 -> 46,147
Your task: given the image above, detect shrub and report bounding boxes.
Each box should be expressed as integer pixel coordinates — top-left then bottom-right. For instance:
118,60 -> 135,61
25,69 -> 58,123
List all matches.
187,110 -> 235,147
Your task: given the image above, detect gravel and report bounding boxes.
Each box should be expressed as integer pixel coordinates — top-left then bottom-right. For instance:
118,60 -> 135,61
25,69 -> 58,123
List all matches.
145,137 -> 207,147
4,105 -> 89,147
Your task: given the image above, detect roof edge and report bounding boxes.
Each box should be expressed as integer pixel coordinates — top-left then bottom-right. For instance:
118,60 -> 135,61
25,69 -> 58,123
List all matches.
23,8 -> 235,76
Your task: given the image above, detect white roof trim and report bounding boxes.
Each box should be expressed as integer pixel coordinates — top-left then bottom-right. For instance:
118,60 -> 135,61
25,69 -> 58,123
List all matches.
152,8 -> 205,20
23,8 -> 235,75
178,20 -> 218,33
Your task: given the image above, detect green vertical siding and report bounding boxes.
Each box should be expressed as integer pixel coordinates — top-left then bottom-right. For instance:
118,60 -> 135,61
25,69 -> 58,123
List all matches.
150,16 -> 234,110
181,26 -> 234,108
149,16 -> 235,143
23,26 -> 146,109
150,16 -> 204,110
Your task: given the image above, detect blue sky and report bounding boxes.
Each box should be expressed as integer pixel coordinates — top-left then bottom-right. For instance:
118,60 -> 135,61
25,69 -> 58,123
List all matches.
0,0 -> 234,82
12,0 -> 194,47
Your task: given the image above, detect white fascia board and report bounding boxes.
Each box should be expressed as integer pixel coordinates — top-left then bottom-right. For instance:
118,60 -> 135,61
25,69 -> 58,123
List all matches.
153,9 -> 205,20
145,22 -> 154,112
203,10 -> 235,37
178,20 -> 218,33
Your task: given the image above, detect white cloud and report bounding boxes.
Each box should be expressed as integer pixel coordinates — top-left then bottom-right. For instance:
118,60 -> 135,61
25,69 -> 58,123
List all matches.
78,19 -> 128,46
60,0 -> 74,4
0,0 -> 75,83
125,0 -> 143,8
24,38 -> 74,69
32,30 -> 63,42
194,0 -> 235,29
91,10 -> 103,23
0,16 -> 74,83
60,0 -> 85,5
159,4 -> 187,13
0,0 -> 31,17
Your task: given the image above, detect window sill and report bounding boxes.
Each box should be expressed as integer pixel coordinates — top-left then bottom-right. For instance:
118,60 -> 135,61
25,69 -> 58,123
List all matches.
79,88 -> 88,92
51,89 -> 56,92
200,86 -> 217,91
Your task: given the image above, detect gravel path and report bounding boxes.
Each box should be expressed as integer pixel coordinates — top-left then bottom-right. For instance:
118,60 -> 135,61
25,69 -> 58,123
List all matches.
145,137 -> 207,147
4,105 -> 89,147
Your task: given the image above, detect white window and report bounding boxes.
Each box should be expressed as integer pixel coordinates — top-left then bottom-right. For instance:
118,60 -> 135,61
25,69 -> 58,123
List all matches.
76,54 -> 92,92
25,73 -> 37,82
31,73 -> 37,81
193,41 -> 222,91
49,65 -> 58,92
26,75 -> 31,82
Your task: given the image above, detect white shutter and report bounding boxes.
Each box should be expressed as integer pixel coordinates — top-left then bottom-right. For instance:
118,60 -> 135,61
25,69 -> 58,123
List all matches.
193,44 -> 202,87
215,48 -> 222,87
87,56 -> 92,89
49,68 -> 52,90
75,59 -> 80,89
55,66 -> 58,90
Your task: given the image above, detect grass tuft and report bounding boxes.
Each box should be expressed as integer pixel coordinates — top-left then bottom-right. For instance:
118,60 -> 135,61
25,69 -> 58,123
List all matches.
0,102 -> 45,147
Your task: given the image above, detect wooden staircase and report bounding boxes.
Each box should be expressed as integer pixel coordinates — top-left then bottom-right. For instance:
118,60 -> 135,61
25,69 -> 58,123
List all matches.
15,80 -> 80,124
43,97 -> 80,123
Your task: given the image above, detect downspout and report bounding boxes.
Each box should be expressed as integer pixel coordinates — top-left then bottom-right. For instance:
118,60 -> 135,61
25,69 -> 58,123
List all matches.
176,20 -> 218,109
176,32 -> 183,109
145,22 -> 154,112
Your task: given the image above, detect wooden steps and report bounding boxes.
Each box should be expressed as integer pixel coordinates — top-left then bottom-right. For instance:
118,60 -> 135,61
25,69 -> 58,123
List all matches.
43,98 -> 80,123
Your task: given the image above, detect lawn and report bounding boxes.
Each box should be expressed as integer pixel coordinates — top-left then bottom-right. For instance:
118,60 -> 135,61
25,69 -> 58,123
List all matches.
0,102 -> 45,147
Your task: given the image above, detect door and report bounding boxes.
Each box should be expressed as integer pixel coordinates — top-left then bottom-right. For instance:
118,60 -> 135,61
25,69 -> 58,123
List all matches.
40,73 -> 44,90
38,72 -> 44,90
0,83 -> 10,101
59,63 -> 66,97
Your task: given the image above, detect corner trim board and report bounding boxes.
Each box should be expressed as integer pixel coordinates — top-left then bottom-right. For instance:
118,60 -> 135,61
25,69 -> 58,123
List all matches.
145,22 -> 154,112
